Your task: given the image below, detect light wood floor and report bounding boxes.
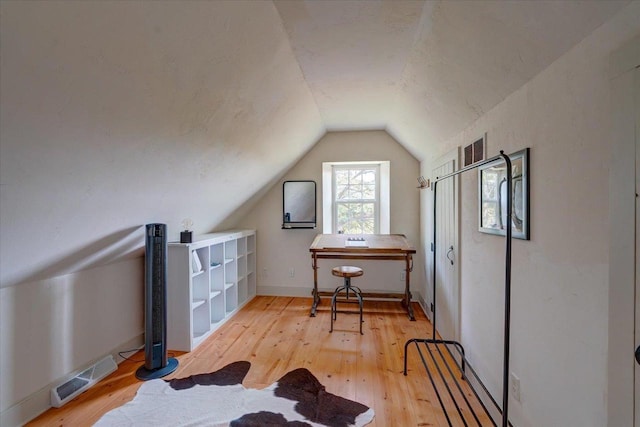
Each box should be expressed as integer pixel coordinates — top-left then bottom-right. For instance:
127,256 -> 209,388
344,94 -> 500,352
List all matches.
28,296 -> 492,426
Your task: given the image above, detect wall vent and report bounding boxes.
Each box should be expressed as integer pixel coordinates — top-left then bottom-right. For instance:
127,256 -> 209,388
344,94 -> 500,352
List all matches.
463,134 -> 486,167
50,355 -> 117,407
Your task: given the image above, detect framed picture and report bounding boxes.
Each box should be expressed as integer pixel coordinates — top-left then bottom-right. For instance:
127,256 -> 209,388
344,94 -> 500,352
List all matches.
478,148 -> 530,240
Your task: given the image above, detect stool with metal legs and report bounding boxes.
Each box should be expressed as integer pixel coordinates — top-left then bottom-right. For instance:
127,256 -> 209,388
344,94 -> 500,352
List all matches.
330,266 -> 364,335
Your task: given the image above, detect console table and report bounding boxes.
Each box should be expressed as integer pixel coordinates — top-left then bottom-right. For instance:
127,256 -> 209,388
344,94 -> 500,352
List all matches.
309,233 -> 417,320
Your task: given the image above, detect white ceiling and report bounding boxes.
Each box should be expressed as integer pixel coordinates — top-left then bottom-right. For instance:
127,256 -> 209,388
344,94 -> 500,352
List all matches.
0,0 -> 631,286
274,0 -> 628,159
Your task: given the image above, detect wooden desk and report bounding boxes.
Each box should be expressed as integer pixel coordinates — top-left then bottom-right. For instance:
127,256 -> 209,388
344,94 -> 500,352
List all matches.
309,234 -> 417,320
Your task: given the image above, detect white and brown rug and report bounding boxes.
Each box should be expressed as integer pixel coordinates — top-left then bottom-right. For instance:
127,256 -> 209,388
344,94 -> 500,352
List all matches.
95,361 -> 374,427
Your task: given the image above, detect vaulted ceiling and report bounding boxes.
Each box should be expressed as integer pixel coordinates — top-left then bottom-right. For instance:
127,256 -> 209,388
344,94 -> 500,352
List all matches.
0,0 -> 630,287
273,0 -> 628,159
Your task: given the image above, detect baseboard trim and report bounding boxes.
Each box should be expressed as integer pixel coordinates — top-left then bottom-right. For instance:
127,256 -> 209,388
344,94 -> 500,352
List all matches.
414,291 -> 430,319
258,286 -> 424,303
257,285 -> 313,297
0,333 -> 143,427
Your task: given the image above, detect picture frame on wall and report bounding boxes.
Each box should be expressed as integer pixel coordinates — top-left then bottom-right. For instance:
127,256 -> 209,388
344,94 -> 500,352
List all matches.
478,148 -> 530,240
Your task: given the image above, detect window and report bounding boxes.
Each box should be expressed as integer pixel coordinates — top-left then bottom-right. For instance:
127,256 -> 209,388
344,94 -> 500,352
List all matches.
322,161 -> 390,234
334,165 -> 378,233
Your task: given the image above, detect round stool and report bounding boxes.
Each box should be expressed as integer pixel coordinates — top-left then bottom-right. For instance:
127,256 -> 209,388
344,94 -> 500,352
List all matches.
330,266 -> 364,335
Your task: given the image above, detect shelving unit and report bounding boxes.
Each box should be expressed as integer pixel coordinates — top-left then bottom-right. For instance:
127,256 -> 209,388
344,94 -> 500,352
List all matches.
166,229 -> 256,351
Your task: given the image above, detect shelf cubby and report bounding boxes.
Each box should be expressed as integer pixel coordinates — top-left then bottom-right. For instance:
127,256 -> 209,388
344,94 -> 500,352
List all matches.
167,230 -> 256,351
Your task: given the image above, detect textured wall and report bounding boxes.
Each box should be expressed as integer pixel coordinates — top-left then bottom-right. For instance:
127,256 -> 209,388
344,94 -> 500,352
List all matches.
0,1 -> 322,420
238,130 -> 422,300
0,0 -> 636,424
420,4 -> 640,425
0,1 -> 322,289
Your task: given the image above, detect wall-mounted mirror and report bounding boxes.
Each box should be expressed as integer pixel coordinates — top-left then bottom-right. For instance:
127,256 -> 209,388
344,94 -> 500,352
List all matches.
282,180 -> 316,229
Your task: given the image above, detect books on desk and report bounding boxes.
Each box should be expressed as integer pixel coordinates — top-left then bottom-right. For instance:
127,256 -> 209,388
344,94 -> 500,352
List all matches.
345,240 -> 368,247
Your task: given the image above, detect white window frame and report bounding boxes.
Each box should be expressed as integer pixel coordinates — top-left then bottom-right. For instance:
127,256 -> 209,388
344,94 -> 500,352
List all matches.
322,161 -> 390,234
333,164 -> 380,234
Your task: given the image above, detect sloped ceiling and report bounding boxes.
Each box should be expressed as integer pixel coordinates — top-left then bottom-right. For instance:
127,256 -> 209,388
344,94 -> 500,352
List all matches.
274,0 -> 629,158
0,0 -> 629,287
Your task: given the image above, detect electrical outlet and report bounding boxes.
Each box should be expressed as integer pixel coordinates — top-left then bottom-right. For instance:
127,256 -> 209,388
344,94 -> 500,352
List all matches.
262,268 -> 268,278
400,271 -> 406,281
289,268 -> 295,278
510,373 -> 521,402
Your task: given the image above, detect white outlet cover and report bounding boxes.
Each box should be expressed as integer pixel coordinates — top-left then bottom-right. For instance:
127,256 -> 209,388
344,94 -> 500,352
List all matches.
510,373 -> 521,402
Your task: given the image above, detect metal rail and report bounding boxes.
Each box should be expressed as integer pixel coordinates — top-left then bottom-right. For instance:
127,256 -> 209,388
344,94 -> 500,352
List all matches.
404,151 -> 513,427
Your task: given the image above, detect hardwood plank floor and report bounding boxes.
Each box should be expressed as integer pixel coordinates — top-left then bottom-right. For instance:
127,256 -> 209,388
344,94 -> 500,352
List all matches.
28,296 -> 493,426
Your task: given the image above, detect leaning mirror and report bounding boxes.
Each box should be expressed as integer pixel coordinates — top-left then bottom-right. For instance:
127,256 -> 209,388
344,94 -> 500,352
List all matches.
282,180 -> 316,229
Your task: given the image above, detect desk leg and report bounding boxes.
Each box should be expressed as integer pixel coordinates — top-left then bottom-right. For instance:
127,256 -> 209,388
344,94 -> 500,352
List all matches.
310,253 -> 320,317
403,255 -> 416,321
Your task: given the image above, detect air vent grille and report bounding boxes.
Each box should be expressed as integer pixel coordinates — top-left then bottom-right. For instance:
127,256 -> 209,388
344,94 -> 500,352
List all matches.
50,355 -> 117,407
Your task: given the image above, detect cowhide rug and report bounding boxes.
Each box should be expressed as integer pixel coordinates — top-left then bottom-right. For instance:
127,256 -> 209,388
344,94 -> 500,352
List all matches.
95,361 -> 374,427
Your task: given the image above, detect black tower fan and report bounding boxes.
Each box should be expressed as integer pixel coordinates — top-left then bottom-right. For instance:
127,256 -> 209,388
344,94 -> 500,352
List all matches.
136,223 -> 178,380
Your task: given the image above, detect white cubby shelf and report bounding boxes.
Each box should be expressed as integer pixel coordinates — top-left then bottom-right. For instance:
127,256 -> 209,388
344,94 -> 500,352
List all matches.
167,229 -> 256,352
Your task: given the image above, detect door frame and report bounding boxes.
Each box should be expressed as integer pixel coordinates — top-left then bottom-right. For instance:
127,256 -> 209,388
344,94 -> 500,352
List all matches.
430,148 -> 461,341
635,65 -> 640,427
608,34 -> 640,427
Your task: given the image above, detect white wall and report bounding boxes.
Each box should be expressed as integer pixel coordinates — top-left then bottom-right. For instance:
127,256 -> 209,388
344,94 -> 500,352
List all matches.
420,3 -> 640,426
0,1 -> 322,290
237,130 -> 423,301
2,1 -> 638,425
0,259 -> 144,424
0,2 -> 322,424
608,33 -> 640,427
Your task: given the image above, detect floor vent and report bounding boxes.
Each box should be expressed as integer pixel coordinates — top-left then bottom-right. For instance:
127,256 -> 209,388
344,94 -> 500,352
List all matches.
50,355 -> 117,407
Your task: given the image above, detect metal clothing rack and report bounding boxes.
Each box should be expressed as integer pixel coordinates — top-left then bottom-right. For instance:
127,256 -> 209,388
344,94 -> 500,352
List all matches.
404,151 -> 513,427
